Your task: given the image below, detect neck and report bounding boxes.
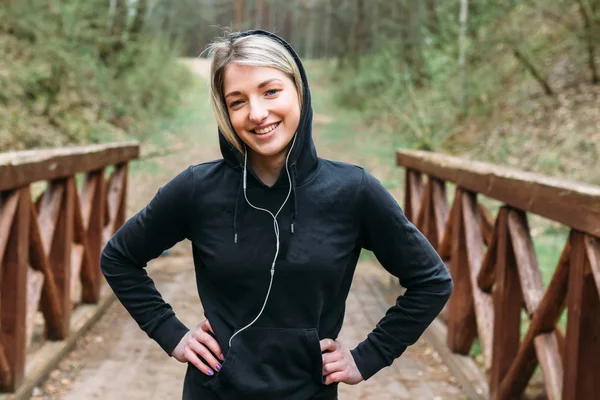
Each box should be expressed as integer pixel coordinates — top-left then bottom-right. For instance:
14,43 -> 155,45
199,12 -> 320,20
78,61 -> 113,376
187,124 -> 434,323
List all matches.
249,150 -> 288,187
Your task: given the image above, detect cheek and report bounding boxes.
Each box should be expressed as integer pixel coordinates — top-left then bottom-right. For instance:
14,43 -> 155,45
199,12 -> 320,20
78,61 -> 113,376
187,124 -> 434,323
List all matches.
229,112 -> 246,134
279,99 -> 301,127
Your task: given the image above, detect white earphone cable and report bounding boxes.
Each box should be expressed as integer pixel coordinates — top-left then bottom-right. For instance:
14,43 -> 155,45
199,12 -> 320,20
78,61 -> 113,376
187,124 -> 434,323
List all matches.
228,134 -> 298,347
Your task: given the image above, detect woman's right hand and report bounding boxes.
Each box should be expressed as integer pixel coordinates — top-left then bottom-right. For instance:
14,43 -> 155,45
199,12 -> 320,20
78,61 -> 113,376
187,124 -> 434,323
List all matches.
171,319 -> 224,376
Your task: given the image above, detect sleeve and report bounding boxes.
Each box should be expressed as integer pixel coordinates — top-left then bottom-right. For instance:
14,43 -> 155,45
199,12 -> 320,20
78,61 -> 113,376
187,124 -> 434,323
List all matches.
100,166 -> 195,356
349,170 -> 453,381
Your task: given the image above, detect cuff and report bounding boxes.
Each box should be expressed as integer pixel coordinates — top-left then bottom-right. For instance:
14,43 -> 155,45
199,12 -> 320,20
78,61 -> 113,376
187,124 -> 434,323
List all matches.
150,313 -> 190,356
350,338 -> 407,381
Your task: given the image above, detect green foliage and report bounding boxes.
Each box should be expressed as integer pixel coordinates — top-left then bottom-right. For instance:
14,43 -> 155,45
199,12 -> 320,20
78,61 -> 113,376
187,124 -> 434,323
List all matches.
330,0 -> 600,185
0,0 -> 194,151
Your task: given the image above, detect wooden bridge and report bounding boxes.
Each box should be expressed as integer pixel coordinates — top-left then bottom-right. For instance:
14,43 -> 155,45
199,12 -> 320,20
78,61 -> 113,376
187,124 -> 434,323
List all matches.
0,143 -> 598,399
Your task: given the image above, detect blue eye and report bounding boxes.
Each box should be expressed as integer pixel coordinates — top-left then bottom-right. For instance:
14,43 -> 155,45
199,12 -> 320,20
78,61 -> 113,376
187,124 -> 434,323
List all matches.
229,100 -> 243,108
266,89 -> 280,96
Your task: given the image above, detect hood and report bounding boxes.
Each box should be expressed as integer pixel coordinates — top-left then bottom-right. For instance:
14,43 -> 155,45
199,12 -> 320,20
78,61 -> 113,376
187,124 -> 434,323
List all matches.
217,29 -> 318,187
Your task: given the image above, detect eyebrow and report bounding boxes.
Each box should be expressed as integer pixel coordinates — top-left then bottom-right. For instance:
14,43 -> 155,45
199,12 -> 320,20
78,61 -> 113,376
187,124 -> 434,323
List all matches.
224,79 -> 283,99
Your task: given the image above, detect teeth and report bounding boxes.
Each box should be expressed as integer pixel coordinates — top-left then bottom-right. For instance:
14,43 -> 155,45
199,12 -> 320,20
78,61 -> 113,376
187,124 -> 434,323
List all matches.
255,123 -> 278,134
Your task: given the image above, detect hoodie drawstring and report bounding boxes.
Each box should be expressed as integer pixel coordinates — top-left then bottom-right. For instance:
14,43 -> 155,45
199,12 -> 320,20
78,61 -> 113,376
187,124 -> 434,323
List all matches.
233,170 -> 244,243
290,164 -> 298,234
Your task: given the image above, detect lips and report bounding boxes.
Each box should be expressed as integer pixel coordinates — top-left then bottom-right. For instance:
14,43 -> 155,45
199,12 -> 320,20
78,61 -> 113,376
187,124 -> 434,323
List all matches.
251,122 -> 280,135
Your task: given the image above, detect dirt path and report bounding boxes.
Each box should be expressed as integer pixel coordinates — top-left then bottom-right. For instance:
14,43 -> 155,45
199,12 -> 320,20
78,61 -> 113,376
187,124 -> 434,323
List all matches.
30,58 -> 464,400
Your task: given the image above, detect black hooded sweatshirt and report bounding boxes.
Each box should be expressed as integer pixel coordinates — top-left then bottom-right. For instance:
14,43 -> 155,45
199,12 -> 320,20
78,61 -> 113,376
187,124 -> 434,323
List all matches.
100,30 -> 453,400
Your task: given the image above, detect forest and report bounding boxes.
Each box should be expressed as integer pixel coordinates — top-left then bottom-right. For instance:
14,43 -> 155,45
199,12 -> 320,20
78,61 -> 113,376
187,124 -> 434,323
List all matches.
1,0 -> 599,183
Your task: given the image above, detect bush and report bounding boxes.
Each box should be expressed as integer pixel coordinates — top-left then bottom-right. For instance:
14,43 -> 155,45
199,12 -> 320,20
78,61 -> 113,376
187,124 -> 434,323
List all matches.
0,0 -> 193,151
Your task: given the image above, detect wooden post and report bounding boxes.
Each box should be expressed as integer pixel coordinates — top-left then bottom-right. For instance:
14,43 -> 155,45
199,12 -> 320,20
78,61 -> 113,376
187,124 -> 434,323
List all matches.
446,189 -> 478,354
490,207 -> 522,397
0,188 -> 30,391
404,169 -> 423,222
563,231 -> 600,399
115,163 -> 128,228
47,178 -> 75,339
80,169 -> 105,303
462,191 -> 495,370
431,178 -> 449,251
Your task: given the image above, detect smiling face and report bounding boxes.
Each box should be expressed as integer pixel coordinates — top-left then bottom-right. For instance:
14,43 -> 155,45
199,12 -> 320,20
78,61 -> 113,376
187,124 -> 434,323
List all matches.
223,64 -> 301,163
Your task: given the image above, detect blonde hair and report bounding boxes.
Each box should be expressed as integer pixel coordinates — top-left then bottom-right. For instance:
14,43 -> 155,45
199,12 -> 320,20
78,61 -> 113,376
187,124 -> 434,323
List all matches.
206,31 -> 304,155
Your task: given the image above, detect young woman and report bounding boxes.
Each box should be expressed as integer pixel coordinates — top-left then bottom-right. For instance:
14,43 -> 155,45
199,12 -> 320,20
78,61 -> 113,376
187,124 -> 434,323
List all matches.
101,30 -> 453,400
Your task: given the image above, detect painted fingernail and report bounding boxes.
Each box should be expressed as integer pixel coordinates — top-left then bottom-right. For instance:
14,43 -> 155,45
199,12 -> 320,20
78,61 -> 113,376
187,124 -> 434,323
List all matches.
219,354 -> 225,361
216,364 -> 222,371
207,369 -> 214,376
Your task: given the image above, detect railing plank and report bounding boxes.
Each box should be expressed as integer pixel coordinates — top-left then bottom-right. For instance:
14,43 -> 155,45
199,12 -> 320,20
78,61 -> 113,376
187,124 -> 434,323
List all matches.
46,178 -> 75,340
0,343 -> 9,393
490,206 -> 522,395
29,200 -> 63,339
461,191 -> 494,370
563,231 -> 600,399
431,179 -> 448,250
415,180 -> 433,244
507,210 -> 544,315
0,191 -> 19,267
584,235 -> 600,294
0,143 -> 139,192
404,169 -> 423,222
81,170 -> 105,303
533,333 -> 563,400
397,149 -> 600,237
477,204 -> 494,247
477,207 -> 504,293
103,164 -> 127,245
438,200 -> 454,261
499,233 -> 571,398
73,184 -> 96,304
70,244 -> 84,304
446,189 -> 478,354
0,188 -> 29,391
37,183 -> 64,255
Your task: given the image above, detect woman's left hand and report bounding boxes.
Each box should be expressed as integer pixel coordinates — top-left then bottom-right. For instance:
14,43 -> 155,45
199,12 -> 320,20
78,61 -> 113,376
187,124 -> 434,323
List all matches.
319,339 -> 364,385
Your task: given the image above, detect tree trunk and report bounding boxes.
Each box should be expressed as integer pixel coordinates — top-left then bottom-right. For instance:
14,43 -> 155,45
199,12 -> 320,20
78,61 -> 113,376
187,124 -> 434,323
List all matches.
425,0 -> 439,34
321,0 -> 332,58
234,0 -> 244,31
129,0 -> 148,40
255,0 -> 264,28
305,2 -> 315,59
577,0 -> 599,84
111,0 -> 128,37
458,0 -> 469,115
268,0 -> 277,33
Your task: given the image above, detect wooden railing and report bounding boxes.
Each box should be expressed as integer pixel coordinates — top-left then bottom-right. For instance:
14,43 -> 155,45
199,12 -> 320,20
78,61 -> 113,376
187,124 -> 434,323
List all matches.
0,142 -> 139,393
397,149 -> 600,400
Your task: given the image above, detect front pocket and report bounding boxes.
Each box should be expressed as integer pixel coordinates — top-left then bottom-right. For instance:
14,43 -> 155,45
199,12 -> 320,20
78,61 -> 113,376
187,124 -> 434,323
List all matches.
218,327 -> 324,396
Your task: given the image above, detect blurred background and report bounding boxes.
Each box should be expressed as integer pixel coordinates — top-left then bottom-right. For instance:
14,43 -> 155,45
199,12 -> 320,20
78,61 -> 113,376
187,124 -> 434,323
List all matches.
1,0 -> 599,185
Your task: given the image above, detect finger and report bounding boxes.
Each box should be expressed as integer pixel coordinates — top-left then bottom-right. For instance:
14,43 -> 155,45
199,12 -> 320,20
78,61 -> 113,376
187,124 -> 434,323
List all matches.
325,370 -> 349,385
321,351 -> 343,365
193,330 -> 224,361
187,340 -> 222,372
201,319 -> 215,335
184,348 -> 214,376
322,360 -> 344,376
319,338 -> 338,352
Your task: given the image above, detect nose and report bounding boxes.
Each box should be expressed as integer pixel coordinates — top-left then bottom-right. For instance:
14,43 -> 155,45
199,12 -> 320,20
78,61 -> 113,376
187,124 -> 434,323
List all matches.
248,100 -> 268,124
